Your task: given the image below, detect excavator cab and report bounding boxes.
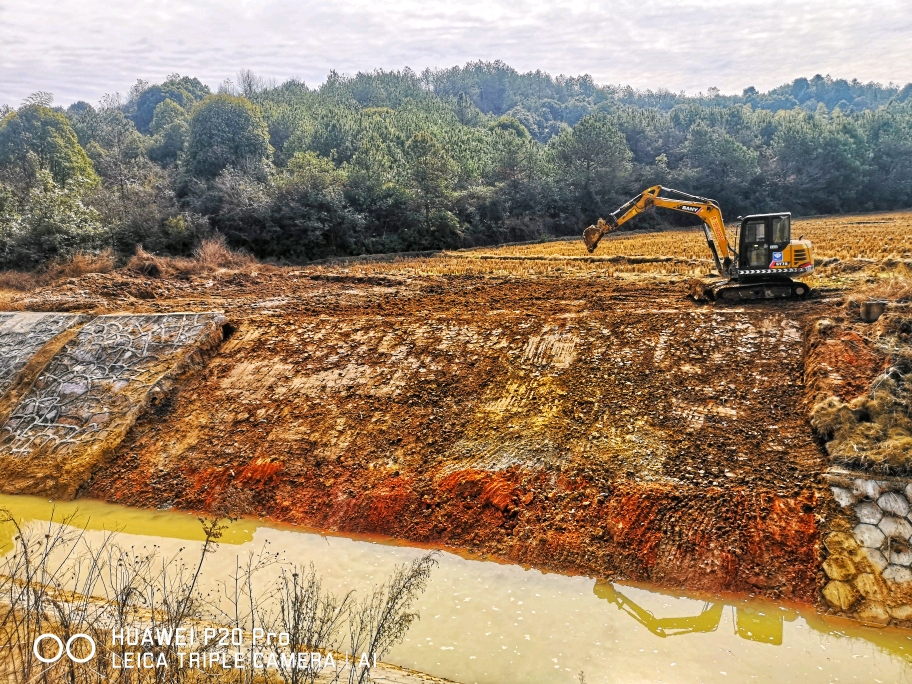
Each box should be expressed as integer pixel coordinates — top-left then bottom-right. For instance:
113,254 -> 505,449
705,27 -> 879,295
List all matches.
734,213 -> 814,281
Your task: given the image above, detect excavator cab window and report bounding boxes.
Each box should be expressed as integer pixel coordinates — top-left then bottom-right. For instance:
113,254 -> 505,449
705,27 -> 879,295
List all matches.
771,215 -> 790,244
742,219 -> 768,268
739,215 -> 791,269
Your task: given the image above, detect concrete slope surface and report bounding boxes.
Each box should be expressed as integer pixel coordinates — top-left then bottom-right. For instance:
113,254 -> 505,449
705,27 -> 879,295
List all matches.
0,312 -> 226,497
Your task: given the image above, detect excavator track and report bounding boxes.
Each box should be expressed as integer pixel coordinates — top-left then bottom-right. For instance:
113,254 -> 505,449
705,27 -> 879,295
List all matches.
688,277 -> 811,302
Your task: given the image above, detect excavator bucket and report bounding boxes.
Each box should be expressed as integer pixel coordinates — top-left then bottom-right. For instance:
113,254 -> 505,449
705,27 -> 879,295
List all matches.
686,278 -> 715,301
583,217 -> 620,253
583,222 -> 604,253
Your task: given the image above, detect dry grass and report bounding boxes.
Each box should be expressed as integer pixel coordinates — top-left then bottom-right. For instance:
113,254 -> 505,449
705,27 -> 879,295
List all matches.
812,378 -> 912,473
304,211 -> 912,283
128,236 -> 261,278
0,270 -> 39,291
0,507 -> 438,684
849,275 -> 912,303
193,234 -> 257,270
480,211 -> 912,262
809,311 -> 912,473
0,249 -> 116,293
3,212 -> 910,290
45,248 -> 116,279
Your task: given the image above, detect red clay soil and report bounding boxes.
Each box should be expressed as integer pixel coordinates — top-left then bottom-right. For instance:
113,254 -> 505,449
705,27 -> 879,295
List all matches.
803,322 -> 890,407
9,268 -> 838,604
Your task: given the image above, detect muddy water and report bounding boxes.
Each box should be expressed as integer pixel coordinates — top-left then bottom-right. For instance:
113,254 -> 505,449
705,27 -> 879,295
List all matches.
2,494 -> 911,684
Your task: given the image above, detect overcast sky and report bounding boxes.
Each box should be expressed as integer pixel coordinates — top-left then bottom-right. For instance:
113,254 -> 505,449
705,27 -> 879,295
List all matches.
1,0 -> 911,107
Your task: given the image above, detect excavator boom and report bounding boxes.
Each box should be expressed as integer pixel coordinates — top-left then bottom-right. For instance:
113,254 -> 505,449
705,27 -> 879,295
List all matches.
583,185 -> 733,275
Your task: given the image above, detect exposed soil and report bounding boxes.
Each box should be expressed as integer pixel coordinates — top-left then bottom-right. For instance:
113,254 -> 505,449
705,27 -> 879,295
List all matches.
0,265 -> 841,605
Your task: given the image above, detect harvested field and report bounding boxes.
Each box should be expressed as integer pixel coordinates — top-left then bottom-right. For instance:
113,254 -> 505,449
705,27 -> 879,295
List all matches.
1,211 -> 911,620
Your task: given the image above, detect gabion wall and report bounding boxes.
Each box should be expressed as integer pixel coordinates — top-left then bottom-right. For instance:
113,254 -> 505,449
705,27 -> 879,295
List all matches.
824,470 -> 912,625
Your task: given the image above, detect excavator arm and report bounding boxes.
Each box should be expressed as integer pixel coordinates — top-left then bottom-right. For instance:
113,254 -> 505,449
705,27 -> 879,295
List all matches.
583,185 -> 735,276
594,580 -> 724,638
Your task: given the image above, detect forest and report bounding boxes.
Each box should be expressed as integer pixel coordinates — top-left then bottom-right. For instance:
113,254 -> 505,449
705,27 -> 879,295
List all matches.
1,61 -> 911,269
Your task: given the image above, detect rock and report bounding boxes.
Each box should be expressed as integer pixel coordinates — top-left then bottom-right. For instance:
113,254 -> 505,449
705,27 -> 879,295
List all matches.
878,515 -> 912,541
854,573 -> 886,601
830,486 -> 855,508
890,546 -> 912,567
862,549 -> 890,573
888,604 -> 912,621
823,580 -> 859,611
878,492 -> 911,518
824,531 -> 860,555
906,482 -> 912,503
882,565 -> 912,584
855,501 -> 884,525
852,478 -> 883,501
823,555 -> 857,581
58,382 -> 89,398
854,523 -> 886,549
856,600 -> 891,625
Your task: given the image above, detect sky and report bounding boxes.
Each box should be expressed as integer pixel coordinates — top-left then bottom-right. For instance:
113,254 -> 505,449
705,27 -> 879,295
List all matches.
1,0 -> 911,107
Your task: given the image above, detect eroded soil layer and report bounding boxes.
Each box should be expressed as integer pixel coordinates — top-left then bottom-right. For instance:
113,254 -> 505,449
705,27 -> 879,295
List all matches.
62,273 -> 837,603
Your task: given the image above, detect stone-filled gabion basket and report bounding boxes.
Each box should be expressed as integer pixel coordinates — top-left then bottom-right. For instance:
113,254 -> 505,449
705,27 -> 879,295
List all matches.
824,470 -> 912,625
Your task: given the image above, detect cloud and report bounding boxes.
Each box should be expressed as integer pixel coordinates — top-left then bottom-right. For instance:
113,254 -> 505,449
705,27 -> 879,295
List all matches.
1,0 -> 910,106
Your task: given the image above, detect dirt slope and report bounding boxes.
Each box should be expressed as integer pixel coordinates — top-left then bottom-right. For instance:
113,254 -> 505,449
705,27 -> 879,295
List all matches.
4,267 -> 833,604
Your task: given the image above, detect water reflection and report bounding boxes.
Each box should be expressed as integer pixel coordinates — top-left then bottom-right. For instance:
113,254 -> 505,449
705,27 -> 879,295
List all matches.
595,577 -> 912,669
595,580 -> 792,644
2,493 -> 912,683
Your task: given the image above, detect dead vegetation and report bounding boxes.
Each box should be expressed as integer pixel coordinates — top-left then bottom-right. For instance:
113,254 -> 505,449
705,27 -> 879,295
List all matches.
811,380 -> 912,473
0,507 -> 439,684
494,211 -> 912,263
808,298 -> 912,473
0,237 -> 262,298
0,249 -> 116,291
127,236 -> 262,279
846,274 -> 912,306
301,211 -> 912,286
2,212 -> 910,294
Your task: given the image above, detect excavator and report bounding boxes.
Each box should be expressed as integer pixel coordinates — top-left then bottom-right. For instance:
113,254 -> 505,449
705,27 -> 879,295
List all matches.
593,579 -> 795,645
582,186 -> 814,301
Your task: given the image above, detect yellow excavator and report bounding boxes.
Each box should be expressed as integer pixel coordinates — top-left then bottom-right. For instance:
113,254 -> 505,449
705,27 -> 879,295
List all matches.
582,186 -> 814,301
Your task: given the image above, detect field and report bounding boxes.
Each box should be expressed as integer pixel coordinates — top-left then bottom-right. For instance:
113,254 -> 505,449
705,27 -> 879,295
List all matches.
300,211 -> 912,287
0,211 -> 910,618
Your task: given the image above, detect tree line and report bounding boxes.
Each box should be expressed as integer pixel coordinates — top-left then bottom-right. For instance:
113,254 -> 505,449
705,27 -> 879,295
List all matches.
1,62 -> 911,269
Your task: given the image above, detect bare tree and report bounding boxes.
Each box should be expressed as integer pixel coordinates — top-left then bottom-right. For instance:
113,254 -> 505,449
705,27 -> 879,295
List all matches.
236,70 -> 275,98
345,552 -> 439,684
272,564 -> 353,684
21,91 -> 54,108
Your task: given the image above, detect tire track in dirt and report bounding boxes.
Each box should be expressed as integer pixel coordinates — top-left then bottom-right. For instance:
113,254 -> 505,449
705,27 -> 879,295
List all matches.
65,274 -> 837,604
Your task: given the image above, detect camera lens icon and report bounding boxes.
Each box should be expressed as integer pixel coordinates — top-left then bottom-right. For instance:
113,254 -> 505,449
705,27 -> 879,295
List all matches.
34,633 -> 96,664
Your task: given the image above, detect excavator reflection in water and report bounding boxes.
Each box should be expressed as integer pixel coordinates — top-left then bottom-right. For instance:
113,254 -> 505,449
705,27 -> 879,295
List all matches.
595,579 -> 796,645
595,579 -> 912,662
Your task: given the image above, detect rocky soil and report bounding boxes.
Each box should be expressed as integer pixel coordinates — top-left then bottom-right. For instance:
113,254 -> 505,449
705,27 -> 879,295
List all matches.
0,265 -> 848,605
